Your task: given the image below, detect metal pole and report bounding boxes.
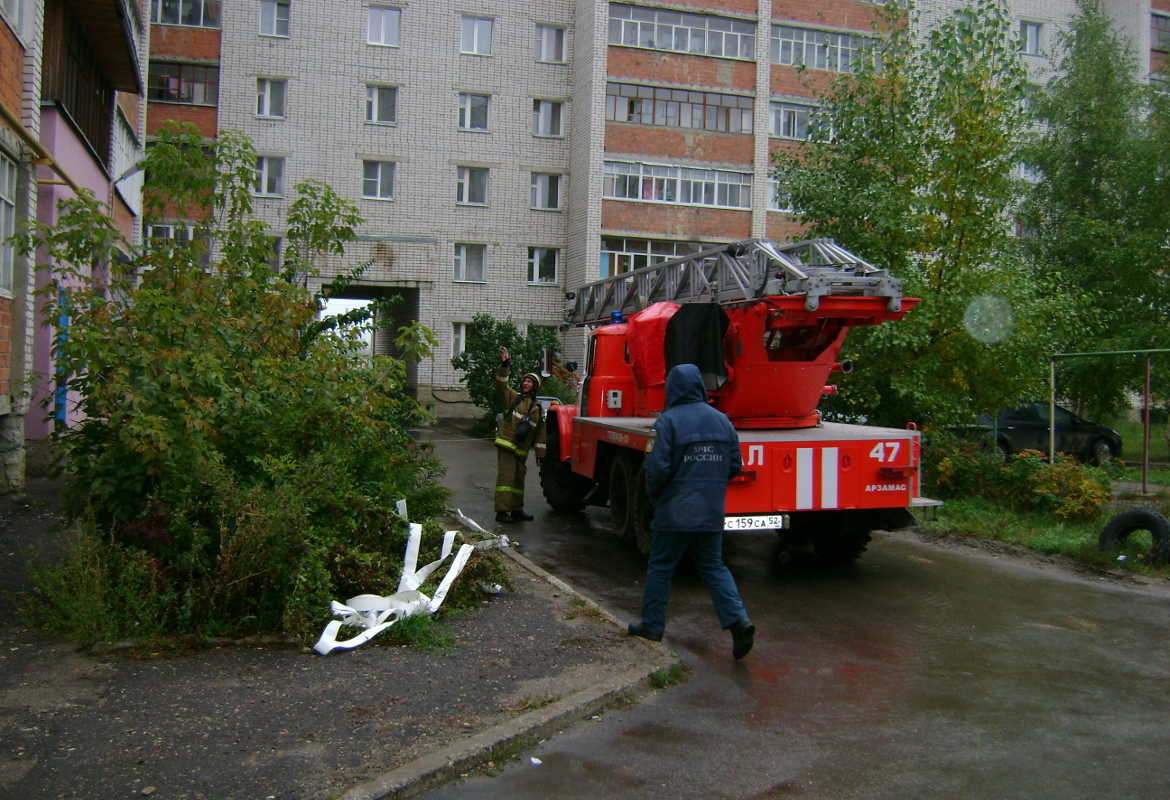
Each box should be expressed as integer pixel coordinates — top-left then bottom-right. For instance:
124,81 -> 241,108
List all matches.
1049,360 -> 1056,465
1143,357 -> 1151,495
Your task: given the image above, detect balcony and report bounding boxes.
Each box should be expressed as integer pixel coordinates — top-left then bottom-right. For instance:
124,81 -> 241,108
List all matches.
65,0 -> 144,94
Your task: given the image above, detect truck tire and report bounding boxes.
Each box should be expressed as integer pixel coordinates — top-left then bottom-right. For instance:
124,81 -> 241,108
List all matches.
608,454 -> 639,541
1099,509 -> 1170,565
812,529 -> 872,565
539,422 -> 590,513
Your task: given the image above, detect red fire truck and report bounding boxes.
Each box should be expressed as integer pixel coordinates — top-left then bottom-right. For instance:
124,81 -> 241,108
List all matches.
539,238 -> 940,563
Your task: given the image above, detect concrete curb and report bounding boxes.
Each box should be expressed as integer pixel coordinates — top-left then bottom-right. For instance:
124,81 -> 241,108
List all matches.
336,547 -> 679,800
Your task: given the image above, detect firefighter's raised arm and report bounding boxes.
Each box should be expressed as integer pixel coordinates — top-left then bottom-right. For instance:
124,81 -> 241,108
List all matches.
496,348 -> 515,405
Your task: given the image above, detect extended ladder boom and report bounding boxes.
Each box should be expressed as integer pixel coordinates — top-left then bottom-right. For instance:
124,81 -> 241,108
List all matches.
566,238 -> 904,325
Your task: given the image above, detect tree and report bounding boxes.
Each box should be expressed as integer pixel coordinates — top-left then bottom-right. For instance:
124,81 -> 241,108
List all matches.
1018,0 -> 1170,418
15,123 -> 455,642
451,314 -> 569,427
773,0 -> 1079,428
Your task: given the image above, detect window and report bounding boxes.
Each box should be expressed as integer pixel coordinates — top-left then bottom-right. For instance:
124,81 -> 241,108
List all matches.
771,25 -> 870,73
362,160 -> 395,199
770,101 -> 813,140
260,0 -> 289,36
255,156 -> 285,196
530,173 -> 561,210
527,247 -> 560,284
151,0 -> 220,27
603,161 -> 752,209
366,85 -> 397,124
368,7 -> 400,46
461,15 -> 493,55
1020,21 -> 1042,55
456,166 -> 488,205
606,82 -> 752,134
453,322 -> 467,357
1153,14 -> 1170,51
458,93 -> 490,131
532,100 -> 563,136
769,178 -> 794,212
257,78 -> 286,118
0,0 -> 23,32
534,24 -> 565,62
608,4 -> 755,60
599,237 -> 704,277
148,222 -> 196,243
148,62 -> 219,105
0,153 -> 15,293
454,243 -> 486,282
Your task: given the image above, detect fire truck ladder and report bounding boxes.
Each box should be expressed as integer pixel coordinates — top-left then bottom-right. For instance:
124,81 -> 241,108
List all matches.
566,238 -> 904,325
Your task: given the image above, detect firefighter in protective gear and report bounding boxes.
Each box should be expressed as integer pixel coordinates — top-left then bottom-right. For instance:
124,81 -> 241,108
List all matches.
494,347 -> 546,523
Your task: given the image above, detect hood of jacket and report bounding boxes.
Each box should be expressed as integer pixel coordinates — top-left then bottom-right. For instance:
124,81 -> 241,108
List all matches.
665,363 -> 707,408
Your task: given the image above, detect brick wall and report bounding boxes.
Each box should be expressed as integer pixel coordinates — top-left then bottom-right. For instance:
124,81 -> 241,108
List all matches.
607,46 -> 756,90
601,198 -> 751,239
606,122 -> 754,165
0,21 -> 22,122
147,103 -> 217,137
150,25 -> 220,60
669,0 -> 759,14
772,0 -> 882,29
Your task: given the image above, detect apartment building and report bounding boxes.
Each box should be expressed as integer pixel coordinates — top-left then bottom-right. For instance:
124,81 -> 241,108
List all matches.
145,0 -> 1163,401
0,0 -> 147,490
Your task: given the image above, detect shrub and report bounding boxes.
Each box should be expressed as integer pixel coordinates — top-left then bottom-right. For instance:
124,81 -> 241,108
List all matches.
14,123 -> 469,643
925,431 -> 1111,521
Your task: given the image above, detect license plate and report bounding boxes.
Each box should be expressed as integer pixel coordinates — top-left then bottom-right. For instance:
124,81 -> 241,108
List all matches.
723,514 -> 787,531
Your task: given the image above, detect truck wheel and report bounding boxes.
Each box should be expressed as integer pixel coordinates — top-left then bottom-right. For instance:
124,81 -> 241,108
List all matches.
608,455 -> 638,541
632,465 -> 654,557
539,423 -> 590,512
1090,438 -> 1115,467
1099,509 -> 1170,565
812,530 -> 872,565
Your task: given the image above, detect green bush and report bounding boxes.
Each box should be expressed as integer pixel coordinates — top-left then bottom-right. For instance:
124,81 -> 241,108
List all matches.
14,123 -> 471,643
925,431 -> 1111,521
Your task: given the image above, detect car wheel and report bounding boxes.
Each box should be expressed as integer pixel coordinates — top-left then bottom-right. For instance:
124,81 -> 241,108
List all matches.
1090,438 -> 1115,466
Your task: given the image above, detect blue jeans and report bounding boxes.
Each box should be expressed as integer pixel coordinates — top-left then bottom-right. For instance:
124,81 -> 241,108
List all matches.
639,529 -> 748,637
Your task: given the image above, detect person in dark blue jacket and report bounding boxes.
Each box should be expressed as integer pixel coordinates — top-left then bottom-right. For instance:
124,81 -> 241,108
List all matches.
628,363 -> 756,659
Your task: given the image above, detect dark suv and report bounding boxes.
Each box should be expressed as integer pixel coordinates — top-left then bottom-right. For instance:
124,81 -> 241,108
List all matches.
977,402 -> 1122,465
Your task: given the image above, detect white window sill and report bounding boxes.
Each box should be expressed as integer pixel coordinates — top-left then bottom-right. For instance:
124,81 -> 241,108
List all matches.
152,21 -> 221,30
257,114 -> 285,121
535,59 -> 567,65
362,195 -> 396,202
456,201 -> 488,207
453,278 -> 487,284
260,32 -> 290,39
530,206 -> 563,213
528,281 -> 559,287
458,128 -> 491,134
460,50 -> 493,57
365,120 -> 398,126
367,41 -> 401,48
253,192 -> 284,198
532,133 -> 565,139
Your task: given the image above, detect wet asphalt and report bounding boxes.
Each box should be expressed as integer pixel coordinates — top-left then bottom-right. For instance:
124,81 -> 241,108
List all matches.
425,429 -> 1170,800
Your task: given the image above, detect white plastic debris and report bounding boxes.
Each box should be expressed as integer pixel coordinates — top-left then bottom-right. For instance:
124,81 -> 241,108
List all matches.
313,521 -> 474,655
530,757 -> 543,766
456,508 -> 514,550
1117,554 -> 1128,562
395,499 -> 409,520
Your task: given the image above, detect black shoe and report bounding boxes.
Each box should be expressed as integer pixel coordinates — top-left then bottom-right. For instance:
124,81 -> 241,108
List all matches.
511,510 -> 534,521
495,511 -> 514,524
730,619 -> 755,660
627,622 -> 663,642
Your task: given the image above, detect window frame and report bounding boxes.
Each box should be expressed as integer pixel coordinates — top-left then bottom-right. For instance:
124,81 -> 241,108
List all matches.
527,246 -> 560,285
607,3 -> 755,61
259,0 -> 290,37
1019,20 -> 1042,56
367,6 -> 401,47
529,173 -> 562,211
150,0 -> 221,28
256,77 -> 287,118
599,236 -> 704,277
148,61 -> 220,106
768,177 -> 794,212
461,15 -> 494,55
254,155 -> 286,197
1155,13 -> 1170,53
532,99 -> 564,137
365,84 -> 398,125
0,151 -> 16,294
770,24 -> 870,73
456,166 -> 488,206
603,160 -> 752,210
452,321 -> 468,358
361,160 -> 396,200
458,92 -> 491,132
605,82 -> 753,135
534,23 -> 566,63
453,243 -> 487,283
769,100 -> 814,140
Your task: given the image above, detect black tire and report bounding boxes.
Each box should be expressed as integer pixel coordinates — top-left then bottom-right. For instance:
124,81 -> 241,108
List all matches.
539,422 -> 590,512
631,465 -> 654,557
812,529 -> 872,565
1099,508 -> 1170,565
1090,438 -> 1115,467
608,454 -> 638,541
